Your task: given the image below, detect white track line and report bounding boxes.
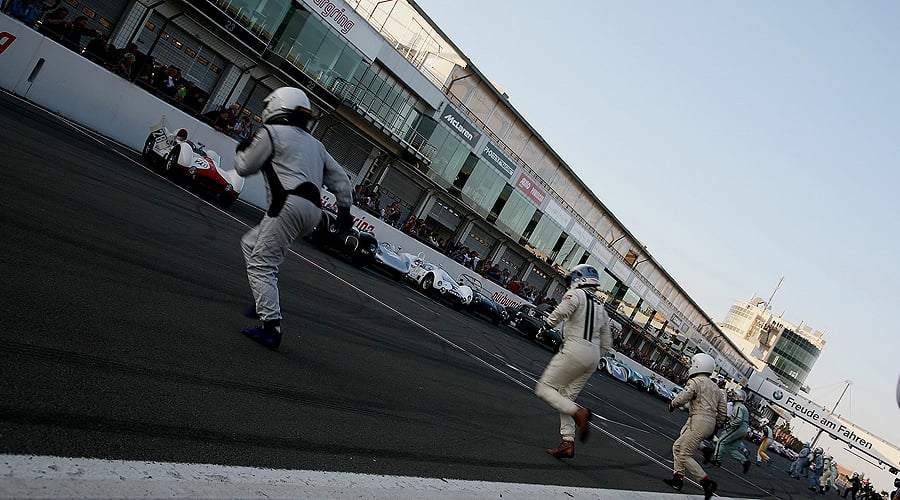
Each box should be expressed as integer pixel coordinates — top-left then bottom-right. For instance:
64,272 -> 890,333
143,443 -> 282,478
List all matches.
1,454 -> 740,500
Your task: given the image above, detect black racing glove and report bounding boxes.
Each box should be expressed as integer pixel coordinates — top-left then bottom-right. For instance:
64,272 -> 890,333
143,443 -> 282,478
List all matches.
335,205 -> 358,252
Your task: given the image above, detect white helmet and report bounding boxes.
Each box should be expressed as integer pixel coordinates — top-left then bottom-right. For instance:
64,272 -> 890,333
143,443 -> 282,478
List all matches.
565,264 -> 601,288
262,87 -> 311,122
687,352 -> 716,377
729,389 -> 747,402
758,418 -> 769,426
852,471 -> 859,478
814,447 -> 823,454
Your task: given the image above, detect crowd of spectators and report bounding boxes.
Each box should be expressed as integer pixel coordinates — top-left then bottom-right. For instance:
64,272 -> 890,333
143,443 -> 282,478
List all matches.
3,0 -> 255,136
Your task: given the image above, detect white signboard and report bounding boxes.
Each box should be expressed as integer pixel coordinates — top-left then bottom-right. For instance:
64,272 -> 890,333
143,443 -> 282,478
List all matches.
748,374 -> 900,468
544,199 -> 571,230
569,222 -> 593,250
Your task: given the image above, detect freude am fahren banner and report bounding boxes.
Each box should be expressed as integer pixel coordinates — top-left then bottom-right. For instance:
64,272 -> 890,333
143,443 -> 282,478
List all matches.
748,373 -> 900,469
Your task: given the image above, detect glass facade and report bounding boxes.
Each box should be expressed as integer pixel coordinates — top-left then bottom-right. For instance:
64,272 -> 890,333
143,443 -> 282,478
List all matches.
768,329 -> 821,392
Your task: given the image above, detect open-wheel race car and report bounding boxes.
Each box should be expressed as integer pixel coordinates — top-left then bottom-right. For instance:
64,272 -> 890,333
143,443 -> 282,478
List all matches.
406,257 -> 473,310
307,207 -> 378,268
142,125 -> 244,207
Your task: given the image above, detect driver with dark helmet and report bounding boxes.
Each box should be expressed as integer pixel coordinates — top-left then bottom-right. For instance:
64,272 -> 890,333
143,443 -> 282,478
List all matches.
534,264 -> 612,459
234,87 -> 354,349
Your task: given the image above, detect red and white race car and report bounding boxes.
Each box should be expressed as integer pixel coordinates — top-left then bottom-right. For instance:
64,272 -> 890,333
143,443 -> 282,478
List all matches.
142,126 -> 243,207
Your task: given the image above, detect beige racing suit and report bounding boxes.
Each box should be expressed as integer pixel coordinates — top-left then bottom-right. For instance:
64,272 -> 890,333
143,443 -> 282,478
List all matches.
535,287 -> 612,441
235,124 -> 352,322
670,374 -> 726,480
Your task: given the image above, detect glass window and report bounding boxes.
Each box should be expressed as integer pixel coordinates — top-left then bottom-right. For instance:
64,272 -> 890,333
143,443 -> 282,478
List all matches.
619,289 -> 642,322
219,0 -> 292,42
461,161 -> 506,214
497,190 -> 536,239
527,216 -> 563,256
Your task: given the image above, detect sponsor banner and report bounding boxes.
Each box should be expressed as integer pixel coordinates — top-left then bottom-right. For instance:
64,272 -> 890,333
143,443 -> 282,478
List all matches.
514,173 -> 546,206
544,199 -> 571,230
610,259 -> 632,284
748,374 -> 899,467
480,141 -> 515,179
568,222 -> 593,250
439,103 -> 481,147
591,244 -> 613,269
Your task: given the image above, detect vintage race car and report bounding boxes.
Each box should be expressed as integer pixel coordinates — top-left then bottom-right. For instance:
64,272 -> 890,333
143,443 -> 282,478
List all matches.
597,353 -> 630,383
142,126 -> 243,207
406,257 -> 473,309
504,302 -> 561,352
371,241 -> 414,280
306,208 -> 378,267
458,274 -> 507,325
649,378 -> 676,402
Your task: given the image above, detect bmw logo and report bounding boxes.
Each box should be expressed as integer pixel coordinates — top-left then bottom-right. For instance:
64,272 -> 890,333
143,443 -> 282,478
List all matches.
773,390 -> 783,400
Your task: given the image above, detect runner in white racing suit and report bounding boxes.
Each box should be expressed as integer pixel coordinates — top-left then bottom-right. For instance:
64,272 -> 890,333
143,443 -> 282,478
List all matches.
234,87 -> 353,349
534,264 -> 612,459
664,352 -> 727,500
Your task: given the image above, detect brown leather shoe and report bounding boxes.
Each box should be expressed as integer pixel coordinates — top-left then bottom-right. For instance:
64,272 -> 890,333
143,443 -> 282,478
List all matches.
574,408 -> 592,442
546,440 -> 575,458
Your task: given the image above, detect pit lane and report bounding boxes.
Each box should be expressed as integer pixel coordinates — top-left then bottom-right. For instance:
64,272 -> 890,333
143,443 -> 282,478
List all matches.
0,90 -> 812,499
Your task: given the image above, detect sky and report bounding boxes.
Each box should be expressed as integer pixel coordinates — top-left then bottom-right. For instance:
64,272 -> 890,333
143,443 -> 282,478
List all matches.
416,0 -> 900,484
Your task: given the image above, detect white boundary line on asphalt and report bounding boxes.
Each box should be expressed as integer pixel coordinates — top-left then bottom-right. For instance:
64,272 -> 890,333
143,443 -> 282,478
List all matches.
0,454 -> 750,499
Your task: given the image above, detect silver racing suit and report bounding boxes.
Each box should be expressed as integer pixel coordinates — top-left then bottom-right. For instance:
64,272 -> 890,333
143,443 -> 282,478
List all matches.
235,124 -> 352,322
535,287 -> 612,441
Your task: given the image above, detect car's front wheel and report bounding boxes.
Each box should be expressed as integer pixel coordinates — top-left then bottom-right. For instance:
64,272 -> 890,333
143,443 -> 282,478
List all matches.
142,135 -> 155,161
420,274 -> 432,292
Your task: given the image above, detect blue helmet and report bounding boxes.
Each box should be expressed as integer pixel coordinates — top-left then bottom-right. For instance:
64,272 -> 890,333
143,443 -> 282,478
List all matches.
565,264 -> 601,288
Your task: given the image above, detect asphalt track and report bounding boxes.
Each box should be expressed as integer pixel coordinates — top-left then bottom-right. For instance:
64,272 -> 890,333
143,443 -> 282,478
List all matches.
0,90 -> 823,499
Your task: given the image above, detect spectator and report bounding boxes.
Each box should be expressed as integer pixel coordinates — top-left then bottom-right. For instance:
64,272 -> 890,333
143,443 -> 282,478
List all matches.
39,6 -> 70,41
499,268 -> 511,286
401,216 -> 416,235
182,85 -> 207,113
9,0 -> 59,27
115,52 -> 136,79
82,33 -> 110,65
213,102 -> 241,131
485,264 -> 502,283
230,115 -> 251,140
154,65 -> 180,96
62,15 -> 98,51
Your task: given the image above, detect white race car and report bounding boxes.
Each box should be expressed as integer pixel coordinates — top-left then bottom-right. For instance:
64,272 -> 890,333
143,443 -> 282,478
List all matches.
372,242 -> 414,280
142,126 -> 244,207
406,256 -> 473,309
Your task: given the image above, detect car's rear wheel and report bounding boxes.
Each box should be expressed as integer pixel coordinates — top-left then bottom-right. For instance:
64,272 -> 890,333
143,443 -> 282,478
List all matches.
421,275 -> 432,292
164,146 -> 180,176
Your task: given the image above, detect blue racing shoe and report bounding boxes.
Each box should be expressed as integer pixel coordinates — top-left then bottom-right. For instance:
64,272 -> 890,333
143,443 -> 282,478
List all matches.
241,324 -> 282,349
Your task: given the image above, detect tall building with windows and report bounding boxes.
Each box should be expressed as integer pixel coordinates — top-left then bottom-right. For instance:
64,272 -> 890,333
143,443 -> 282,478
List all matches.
719,299 -> 825,392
